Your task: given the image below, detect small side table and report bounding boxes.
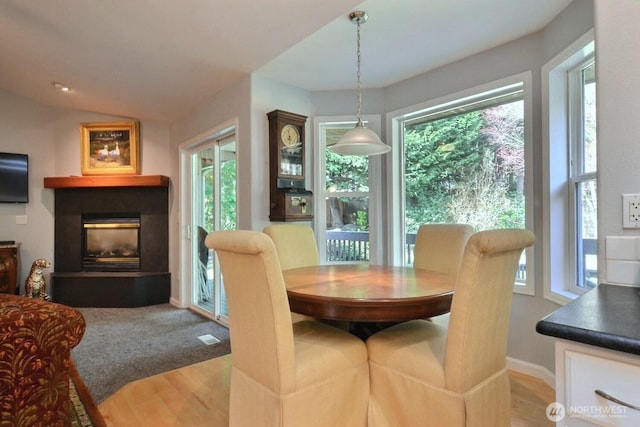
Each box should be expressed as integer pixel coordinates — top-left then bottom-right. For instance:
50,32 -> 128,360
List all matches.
0,244 -> 20,294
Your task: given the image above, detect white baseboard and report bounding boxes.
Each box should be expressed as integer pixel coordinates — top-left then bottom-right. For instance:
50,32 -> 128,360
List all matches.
169,299 -> 221,324
506,356 -> 555,389
169,297 -> 186,308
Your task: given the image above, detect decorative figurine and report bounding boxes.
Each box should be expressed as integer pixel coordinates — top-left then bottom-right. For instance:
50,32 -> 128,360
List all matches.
25,258 -> 51,301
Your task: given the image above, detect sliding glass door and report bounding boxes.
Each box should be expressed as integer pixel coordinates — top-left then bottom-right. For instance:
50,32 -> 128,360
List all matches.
185,129 -> 236,324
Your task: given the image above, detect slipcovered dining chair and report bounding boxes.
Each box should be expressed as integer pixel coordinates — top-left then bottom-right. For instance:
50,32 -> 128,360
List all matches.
263,224 -> 319,322
367,228 -> 536,427
263,224 -> 320,270
413,223 -> 474,280
205,230 -> 369,427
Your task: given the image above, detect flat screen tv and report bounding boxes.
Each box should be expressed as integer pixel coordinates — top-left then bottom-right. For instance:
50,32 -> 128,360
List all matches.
0,152 -> 29,203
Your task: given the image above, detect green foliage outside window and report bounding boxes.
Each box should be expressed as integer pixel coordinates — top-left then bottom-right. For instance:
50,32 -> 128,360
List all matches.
325,150 -> 369,192
202,159 -> 237,233
405,101 -> 525,233
220,160 -> 237,231
323,101 -> 525,236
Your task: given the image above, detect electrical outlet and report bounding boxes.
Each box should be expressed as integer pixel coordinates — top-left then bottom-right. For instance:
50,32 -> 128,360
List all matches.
623,194 -> 640,228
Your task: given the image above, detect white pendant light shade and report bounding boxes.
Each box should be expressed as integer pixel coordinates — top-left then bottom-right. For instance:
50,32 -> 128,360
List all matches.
331,121 -> 390,155
330,10 -> 390,157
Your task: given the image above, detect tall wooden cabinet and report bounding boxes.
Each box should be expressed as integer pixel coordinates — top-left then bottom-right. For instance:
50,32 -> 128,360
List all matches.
0,244 -> 19,294
267,110 -> 313,221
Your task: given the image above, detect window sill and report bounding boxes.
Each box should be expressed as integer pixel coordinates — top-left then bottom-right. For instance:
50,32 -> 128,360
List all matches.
544,286 -> 578,306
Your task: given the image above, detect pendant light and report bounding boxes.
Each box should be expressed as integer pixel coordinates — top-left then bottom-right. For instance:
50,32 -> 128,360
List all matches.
330,11 -> 390,156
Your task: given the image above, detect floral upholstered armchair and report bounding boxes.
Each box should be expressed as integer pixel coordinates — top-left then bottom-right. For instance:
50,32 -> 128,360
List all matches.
0,294 -> 86,426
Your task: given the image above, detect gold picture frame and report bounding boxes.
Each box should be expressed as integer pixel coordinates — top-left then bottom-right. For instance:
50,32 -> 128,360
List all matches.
80,121 -> 140,175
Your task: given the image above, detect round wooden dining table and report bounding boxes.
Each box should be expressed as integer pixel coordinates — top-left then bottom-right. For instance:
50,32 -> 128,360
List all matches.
283,264 -> 454,322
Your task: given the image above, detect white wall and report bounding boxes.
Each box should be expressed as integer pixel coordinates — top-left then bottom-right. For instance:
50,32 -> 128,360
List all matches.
170,78 -> 252,230
594,0 -> 640,284
169,76 -> 251,303
250,74 -> 312,231
0,91 -> 57,287
0,90 -> 172,291
169,74 -> 313,231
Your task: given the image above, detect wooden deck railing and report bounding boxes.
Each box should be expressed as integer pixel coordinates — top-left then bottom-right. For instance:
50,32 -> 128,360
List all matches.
326,230 -> 410,263
326,230 -> 597,284
326,230 -> 370,262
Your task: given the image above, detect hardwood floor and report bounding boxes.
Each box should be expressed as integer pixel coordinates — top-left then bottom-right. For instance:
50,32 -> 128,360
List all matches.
98,355 -> 555,426
509,370 -> 555,426
99,355 -> 231,426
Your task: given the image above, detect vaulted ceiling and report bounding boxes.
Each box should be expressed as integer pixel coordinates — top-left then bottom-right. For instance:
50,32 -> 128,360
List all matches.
0,0 -> 572,123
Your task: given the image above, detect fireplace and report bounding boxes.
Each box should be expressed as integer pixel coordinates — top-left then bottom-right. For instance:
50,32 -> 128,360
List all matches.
44,175 -> 171,307
82,214 -> 141,272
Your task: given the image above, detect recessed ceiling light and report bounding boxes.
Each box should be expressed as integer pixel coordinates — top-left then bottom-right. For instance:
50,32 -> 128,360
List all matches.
51,81 -> 71,92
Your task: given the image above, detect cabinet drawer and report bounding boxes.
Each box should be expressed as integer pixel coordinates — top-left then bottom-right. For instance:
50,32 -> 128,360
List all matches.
565,349 -> 640,426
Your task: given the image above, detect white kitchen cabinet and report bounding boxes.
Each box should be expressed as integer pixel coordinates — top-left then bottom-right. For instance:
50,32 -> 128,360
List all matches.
555,339 -> 640,426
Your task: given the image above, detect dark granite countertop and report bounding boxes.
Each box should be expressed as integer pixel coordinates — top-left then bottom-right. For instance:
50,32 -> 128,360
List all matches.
536,283 -> 640,356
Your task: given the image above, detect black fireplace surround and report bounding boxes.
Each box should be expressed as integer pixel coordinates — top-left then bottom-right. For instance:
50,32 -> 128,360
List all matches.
46,176 -> 170,307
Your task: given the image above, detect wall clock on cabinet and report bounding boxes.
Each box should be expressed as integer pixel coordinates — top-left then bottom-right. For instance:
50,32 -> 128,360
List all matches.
267,109 -> 313,221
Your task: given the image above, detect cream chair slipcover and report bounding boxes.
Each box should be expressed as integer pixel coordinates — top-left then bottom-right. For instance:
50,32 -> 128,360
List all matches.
263,224 -> 320,270
413,223 -> 474,279
205,230 -> 369,427
367,228 -> 536,427
263,224 -> 320,323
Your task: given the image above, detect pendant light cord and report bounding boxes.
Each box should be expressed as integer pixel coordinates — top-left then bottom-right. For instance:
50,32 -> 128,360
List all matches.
355,16 -> 363,127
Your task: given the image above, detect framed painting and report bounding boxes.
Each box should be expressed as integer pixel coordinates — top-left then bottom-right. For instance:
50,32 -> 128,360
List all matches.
80,121 -> 140,175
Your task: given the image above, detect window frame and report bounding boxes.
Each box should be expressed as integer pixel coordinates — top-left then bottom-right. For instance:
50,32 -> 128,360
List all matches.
542,29 -> 596,304
313,115 -> 385,265
387,71 -> 535,295
568,58 -> 596,294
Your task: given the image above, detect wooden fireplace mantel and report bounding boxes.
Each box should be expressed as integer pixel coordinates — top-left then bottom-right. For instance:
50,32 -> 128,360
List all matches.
44,175 -> 170,189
